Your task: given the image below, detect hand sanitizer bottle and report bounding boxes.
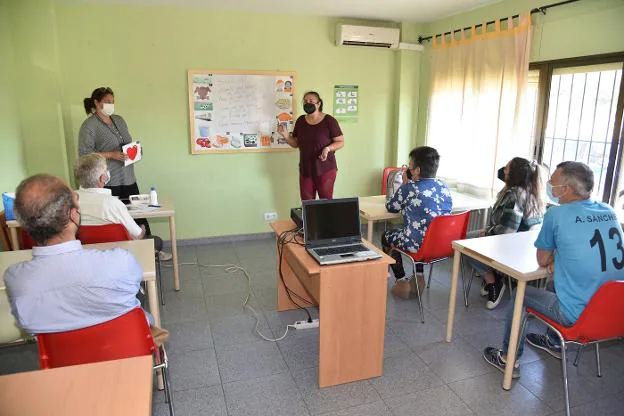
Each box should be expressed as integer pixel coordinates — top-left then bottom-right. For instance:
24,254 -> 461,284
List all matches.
149,186 -> 159,207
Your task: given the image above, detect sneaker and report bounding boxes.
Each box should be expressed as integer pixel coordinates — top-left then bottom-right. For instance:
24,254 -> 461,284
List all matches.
480,280 -> 488,297
483,347 -> 520,378
526,333 -> 562,359
485,280 -> 506,310
158,251 -> 173,261
391,278 -> 412,299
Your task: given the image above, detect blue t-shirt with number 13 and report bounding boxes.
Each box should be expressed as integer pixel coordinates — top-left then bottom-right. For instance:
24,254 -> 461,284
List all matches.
534,199 -> 624,323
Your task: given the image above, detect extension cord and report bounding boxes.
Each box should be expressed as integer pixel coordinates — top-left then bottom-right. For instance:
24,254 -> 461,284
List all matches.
293,319 -> 319,330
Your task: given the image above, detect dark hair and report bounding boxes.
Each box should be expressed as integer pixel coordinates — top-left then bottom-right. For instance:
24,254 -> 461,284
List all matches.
14,174 -> 75,245
83,87 -> 114,115
557,161 -> 594,198
409,146 -> 440,178
506,157 -> 543,211
303,91 -> 323,112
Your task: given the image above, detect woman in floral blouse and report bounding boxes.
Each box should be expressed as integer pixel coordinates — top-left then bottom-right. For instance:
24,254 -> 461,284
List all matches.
382,146 -> 453,299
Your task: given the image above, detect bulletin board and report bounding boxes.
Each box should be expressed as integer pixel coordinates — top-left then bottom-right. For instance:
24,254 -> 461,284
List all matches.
188,69 -> 297,154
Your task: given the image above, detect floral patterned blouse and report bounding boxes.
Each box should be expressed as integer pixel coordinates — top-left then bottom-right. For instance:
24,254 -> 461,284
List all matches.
384,178 -> 453,252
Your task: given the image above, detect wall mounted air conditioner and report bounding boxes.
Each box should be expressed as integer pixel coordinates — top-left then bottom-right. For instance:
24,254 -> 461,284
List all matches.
336,24 -> 400,49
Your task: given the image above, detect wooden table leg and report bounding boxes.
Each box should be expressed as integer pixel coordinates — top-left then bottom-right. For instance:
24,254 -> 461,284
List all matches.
168,216 -> 180,291
9,228 -> 19,251
147,280 -> 161,327
367,220 -> 374,242
446,250 -> 461,342
146,279 -> 164,390
503,280 -> 526,390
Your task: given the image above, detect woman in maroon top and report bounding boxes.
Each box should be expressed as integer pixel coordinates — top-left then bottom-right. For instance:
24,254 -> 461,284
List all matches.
278,91 -> 345,200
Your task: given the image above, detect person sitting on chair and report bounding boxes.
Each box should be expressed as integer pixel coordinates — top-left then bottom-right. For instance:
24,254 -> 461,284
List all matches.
3,174 -> 162,337
469,157 -> 544,310
382,146 -> 453,299
74,153 -> 165,255
483,161 -> 624,377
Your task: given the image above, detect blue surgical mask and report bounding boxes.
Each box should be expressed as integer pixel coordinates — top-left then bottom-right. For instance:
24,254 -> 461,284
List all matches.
546,182 -> 562,204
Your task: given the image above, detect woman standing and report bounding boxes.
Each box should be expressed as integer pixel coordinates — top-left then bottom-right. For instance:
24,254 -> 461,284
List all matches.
78,87 -> 171,260
278,91 -> 344,200
79,87 -> 138,201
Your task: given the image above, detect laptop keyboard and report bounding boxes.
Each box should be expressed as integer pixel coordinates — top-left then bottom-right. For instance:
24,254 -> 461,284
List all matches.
315,244 -> 370,257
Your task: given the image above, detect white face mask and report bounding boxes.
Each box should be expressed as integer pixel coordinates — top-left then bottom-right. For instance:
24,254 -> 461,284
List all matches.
101,103 -> 115,116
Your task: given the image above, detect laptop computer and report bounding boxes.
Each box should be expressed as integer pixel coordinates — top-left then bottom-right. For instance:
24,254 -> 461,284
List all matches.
303,197 -> 382,265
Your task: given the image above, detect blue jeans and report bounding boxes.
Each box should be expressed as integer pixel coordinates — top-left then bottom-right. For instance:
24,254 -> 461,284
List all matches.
502,285 -> 573,357
466,257 -> 493,276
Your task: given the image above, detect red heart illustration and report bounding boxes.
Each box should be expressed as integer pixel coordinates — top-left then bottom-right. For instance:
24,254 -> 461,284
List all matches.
127,145 -> 138,160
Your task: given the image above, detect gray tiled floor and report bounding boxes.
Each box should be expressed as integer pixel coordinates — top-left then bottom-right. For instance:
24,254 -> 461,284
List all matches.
1,227 -> 623,416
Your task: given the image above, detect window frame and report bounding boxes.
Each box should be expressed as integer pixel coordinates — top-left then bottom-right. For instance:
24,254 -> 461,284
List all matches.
529,52 -> 624,204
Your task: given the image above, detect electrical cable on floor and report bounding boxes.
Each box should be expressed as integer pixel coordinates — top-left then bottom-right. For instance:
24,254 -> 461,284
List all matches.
159,230 -> 315,341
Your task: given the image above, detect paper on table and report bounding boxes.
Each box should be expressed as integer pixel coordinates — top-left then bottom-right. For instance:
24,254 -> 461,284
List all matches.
122,141 -> 142,166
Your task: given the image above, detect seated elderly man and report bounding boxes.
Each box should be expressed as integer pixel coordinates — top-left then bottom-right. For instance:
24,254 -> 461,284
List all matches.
483,161 -> 624,377
3,174 -> 159,334
74,153 -> 167,256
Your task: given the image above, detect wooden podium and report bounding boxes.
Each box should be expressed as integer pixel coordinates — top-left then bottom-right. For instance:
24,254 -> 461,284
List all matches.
271,220 -> 394,388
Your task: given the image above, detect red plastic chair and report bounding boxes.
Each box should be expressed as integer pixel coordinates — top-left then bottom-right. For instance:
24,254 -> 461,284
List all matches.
77,224 -> 131,244
521,281 -> 624,416
37,308 -> 175,416
20,229 -> 34,250
381,167 -> 403,195
390,211 -> 471,322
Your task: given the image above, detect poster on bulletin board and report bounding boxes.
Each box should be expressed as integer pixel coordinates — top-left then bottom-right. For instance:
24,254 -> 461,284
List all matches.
333,85 -> 359,122
188,69 -> 297,154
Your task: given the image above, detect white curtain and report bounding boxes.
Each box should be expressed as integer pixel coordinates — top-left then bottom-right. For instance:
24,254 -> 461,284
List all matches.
426,14 -> 533,198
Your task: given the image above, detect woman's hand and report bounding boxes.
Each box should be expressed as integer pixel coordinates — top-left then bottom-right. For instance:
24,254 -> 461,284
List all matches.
104,151 -> 128,162
319,146 -> 331,161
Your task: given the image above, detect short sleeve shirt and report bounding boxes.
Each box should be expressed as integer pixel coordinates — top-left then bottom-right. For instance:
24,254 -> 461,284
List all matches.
384,178 -> 453,252
78,114 -> 136,187
534,200 -> 624,322
292,114 -> 343,177
77,187 -> 143,238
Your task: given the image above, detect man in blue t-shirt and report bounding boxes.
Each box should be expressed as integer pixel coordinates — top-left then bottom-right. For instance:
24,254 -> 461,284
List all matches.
483,161 -> 624,378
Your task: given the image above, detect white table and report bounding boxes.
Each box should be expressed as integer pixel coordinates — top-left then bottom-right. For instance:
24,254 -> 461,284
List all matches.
6,197 -> 180,291
358,191 -> 492,242
446,230 -> 548,390
0,239 -> 161,328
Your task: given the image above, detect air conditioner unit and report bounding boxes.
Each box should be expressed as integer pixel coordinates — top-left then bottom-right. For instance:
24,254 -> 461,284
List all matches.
336,24 -> 400,49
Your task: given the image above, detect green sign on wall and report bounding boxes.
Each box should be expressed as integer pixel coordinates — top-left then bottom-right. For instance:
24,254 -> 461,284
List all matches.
333,85 -> 358,122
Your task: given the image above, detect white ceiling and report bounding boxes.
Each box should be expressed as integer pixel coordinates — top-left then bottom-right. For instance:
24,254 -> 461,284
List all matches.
68,0 -> 503,23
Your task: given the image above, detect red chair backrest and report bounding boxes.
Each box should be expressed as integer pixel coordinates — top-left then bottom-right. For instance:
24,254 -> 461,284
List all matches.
20,229 -> 34,250
410,211 -> 471,262
37,308 -> 155,369
564,280 -> 624,343
77,224 -> 131,244
381,167 -> 403,195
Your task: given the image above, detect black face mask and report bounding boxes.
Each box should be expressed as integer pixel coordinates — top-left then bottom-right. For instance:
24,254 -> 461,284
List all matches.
497,167 -> 506,182
406,168 -> 413,180
303,103 -> 316,114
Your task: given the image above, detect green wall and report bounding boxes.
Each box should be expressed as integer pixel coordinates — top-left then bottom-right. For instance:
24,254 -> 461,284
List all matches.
6,0 -> 623,240
0,1 -> 27,196
416,0 -> 624,144
51,3 -> 404,239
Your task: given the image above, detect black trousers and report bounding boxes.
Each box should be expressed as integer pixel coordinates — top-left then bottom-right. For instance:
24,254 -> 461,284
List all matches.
105,182 -> 151,235
381,232 -> 424,280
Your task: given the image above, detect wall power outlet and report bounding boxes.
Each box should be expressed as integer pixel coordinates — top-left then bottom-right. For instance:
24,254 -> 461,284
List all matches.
264,212 -> 278,221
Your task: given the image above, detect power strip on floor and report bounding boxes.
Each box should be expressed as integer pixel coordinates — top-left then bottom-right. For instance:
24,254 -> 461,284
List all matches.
293,319 -> 319,330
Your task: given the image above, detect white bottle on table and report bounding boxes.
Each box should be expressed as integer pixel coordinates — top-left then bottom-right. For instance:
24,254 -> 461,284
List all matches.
149,186 -> 159,207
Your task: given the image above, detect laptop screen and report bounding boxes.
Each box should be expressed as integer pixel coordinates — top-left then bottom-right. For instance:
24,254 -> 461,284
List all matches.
303,198 -> 361,246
